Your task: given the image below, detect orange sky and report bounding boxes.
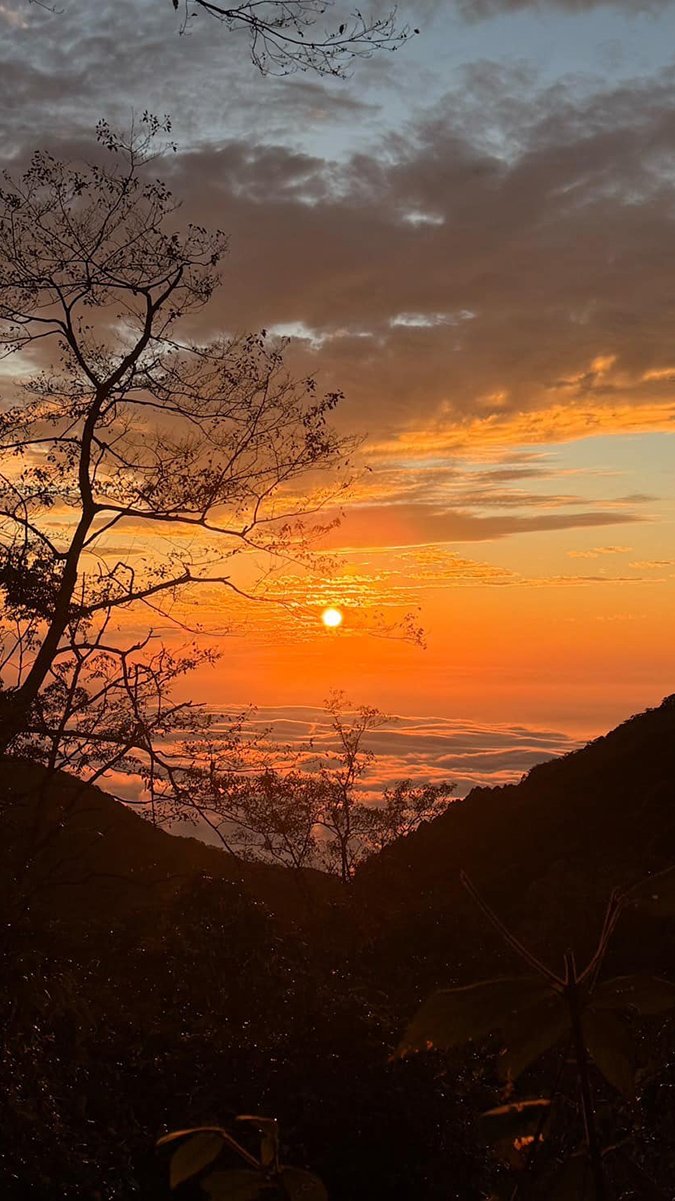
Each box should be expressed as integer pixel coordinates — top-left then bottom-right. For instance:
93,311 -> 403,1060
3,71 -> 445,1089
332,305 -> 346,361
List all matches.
4,0 -> 675,750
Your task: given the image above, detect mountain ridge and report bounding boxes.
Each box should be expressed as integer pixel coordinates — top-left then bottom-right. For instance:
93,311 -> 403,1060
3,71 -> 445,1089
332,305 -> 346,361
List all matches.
353,693 -> 675,983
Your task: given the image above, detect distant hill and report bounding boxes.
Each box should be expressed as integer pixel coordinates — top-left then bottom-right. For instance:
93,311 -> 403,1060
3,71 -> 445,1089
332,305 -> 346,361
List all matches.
3,695 -> 674,964
354,694 -> 675,987
0,757 -> 335,928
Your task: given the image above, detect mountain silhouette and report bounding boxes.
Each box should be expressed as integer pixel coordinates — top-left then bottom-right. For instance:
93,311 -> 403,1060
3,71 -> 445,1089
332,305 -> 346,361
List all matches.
2,698 -> 675,1201
354,694 -> 675,988
0,757 -> 334,929
3,695 -> 674,961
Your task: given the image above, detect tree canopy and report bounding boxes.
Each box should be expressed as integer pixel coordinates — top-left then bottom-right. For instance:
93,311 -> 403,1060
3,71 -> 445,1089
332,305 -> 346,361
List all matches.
0,118 -> 352,799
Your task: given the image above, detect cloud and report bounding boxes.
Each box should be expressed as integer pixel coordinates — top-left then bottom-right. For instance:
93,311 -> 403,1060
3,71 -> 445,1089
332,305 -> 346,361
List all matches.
0,3 -> 27,29
9,28 -> 675,455
455,0 -> 669,17
139,60 -> 675,473
4,4 -> 675,557
629,558 -> 675,569
0,0 -> 381,159
321,502 -> 646,549
205,704 -> 580,795
111,703 -> 579,806
567,545 -> 633,558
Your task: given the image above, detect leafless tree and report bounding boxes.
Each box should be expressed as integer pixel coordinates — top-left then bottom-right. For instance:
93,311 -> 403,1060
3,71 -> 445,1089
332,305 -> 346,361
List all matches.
0,116 -> 353,800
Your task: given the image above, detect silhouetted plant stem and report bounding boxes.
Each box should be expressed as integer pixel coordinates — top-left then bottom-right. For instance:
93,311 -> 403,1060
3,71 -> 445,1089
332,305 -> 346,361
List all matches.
565,950 -> 607,1201
461,871 -> 563,985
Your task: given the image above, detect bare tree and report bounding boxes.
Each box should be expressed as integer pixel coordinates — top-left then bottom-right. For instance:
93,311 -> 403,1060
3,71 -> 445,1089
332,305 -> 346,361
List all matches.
312,694 -> 454,881
0,117 -> 353,798
172,1 -> 417,77
184,695 -> 455,880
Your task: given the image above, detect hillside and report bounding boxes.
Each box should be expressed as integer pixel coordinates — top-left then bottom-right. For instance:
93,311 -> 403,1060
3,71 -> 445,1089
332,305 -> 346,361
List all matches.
355,694 -> 675,985
0,757 -> 335,928
2,699 -> 675,1200
4,695 -> 674,951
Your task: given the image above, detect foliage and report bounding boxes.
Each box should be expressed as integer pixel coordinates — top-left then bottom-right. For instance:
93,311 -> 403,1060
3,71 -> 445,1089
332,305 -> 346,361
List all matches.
177,694 -> 455,880
0,852 -> 491,1201
2,740 -> 675,1200
158,1117 -> 327,1198
397,869 -> 675,1199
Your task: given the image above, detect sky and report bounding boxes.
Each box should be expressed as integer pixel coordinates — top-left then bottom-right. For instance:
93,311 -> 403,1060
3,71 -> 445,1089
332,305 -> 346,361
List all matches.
2,0 -> 675,789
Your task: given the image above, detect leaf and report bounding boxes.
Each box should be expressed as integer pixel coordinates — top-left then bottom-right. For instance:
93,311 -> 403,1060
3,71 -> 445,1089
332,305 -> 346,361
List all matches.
499,994 -> 569,1082
158,1126 -> 224,1148
169,1132 -> 223,1188
397,977 -> 551,1057
480,1098 -> 551,1145
279,1167 -> 329,1200
593,974 -> 675,1015
236,1115 -> 279,1139
236,1115 -> 279,1169
582,1008 -> 635,1097
203,1170 -> 269,1200
546,1154 -> 593,1201
260,1136 -> 276,1170
624,866 -> 675,916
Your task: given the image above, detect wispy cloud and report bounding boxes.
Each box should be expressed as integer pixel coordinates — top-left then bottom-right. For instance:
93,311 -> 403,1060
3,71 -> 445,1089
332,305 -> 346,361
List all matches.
567,545 -> 634,559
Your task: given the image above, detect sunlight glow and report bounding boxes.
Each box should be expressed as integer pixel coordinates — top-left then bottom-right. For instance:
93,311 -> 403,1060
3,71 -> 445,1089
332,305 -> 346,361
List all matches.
321,607 -> 343,629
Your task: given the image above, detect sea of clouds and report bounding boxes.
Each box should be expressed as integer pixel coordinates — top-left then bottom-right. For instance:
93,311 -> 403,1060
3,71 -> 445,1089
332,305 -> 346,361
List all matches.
205,705 -> 580,798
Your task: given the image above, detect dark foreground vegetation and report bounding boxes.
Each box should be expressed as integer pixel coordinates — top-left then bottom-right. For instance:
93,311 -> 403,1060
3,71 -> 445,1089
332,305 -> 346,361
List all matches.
2,696 -> 675,1200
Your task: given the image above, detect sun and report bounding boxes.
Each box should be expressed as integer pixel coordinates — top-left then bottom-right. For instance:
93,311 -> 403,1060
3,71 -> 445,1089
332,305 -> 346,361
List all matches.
321,606 -> 343,629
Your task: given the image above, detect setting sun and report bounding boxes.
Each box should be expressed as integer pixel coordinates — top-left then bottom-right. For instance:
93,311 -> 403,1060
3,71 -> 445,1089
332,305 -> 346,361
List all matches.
321,607 -> 343,629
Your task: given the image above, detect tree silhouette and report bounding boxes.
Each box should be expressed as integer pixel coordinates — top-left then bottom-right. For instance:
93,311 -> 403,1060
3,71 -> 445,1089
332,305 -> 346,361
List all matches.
0,117 -> 353,801
181,694 -> 455,880
25,0 -> 416,78
171,1 -> 416,77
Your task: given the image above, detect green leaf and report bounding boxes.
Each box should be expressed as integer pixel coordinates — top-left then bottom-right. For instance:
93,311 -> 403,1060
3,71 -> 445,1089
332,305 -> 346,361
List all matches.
397,977 -> 551,1057
480,1098 -> 551,1145
593,974 -> 675,1015
169,1132 -> 223,1189
499,994 -> 569,1082
583,1008 -> 635,1097
624,866 -> 675,916
278,1167 -> 329,1200
203,1169 -> 269,1200
547,1155 -> 594,1201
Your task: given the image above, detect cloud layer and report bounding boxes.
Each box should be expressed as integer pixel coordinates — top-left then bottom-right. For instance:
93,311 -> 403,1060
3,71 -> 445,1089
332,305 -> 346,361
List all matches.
208,704 -> 580,795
